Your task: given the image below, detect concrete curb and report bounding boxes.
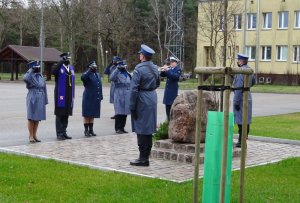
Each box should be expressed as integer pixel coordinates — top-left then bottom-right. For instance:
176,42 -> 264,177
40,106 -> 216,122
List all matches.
234,134 -> 300,146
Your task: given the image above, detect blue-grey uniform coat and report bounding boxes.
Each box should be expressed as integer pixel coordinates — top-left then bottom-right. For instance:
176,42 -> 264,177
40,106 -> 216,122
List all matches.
81,69 -> 103,118
23,69 -> 48,121
130,61 -> 160,135
160,65 -> 181,105
233,64 -> 256,125
110,68 -> 131,115
108,65 -> 117,104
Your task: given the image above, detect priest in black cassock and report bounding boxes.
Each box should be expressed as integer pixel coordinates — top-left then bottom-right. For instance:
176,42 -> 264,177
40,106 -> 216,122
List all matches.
52,52 -> 75,140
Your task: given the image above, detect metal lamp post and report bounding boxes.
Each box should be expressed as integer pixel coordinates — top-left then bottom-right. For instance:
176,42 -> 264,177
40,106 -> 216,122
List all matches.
105,50 -> 109,82
40,0 -> 44,75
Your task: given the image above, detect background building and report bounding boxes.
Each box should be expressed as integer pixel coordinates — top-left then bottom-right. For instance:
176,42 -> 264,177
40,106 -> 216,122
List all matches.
197,0 -> 300,85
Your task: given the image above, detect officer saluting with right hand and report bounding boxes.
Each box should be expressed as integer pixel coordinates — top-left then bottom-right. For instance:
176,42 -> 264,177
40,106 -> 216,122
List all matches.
129,44 -> 160,167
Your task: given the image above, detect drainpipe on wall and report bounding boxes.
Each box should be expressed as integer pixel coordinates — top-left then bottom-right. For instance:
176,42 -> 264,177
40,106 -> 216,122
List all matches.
255,0 -> 260,81
243,0 -> 247,53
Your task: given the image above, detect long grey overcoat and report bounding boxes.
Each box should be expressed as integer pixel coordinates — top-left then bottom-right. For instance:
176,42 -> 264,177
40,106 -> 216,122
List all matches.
233,64 -> 256,125
130,61 -> 160,135
110,68 -> 131,115
23,69 -> 48,121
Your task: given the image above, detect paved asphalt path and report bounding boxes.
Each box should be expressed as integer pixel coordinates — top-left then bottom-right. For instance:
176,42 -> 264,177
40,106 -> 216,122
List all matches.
1,82 -> 300,147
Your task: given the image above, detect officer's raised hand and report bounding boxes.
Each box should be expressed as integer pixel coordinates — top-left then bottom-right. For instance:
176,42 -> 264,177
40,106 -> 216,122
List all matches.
88,61 -> 98,73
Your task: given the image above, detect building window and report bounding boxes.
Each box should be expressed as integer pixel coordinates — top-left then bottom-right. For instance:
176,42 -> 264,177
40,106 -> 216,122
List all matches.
233,14 -> 242,30
247,13 -> 257,30
261,46 -> 272,61
277,46 -> 288,61
294,46 -> 300,62
278,11 -> 288,29
246,46 -> 256,61
262,12 -> 272,29
295,11 -> 300,28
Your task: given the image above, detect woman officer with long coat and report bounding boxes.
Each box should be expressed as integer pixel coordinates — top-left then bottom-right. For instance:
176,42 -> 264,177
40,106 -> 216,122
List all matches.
23,61 -> 48,143
109,61 -> 131,134
81,61 -> 103,137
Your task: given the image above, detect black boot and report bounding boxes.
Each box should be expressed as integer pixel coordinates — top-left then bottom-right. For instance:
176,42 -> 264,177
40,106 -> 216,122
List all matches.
130,148 -> 149,166
89,123 -> 96,136
84,123 -> 90,137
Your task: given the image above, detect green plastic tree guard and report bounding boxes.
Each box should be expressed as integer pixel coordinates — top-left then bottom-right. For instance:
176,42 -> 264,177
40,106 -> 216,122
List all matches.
202,111 -> 234,203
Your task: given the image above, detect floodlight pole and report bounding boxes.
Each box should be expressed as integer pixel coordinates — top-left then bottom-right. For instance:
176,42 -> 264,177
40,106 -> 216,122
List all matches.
40,0 -> 44,74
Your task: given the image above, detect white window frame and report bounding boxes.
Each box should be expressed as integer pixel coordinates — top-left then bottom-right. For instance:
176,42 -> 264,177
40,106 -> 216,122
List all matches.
233,14 -> 242,30
276,46 -> 288,61
261,46 -> 272,61
245,46 -> 256,61
295,11 -> 300,28
262,12 -> 272,29
278,11 -> 289,29
247,13 -> 257,30
293,46 -> 300,62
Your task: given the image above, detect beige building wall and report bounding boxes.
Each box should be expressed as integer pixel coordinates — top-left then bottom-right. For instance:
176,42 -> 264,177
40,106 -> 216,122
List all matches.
197,0 -> 300,83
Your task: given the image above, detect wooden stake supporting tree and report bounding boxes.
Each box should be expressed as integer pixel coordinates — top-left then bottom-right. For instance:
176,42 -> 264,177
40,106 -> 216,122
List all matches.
193,66 -> 253,203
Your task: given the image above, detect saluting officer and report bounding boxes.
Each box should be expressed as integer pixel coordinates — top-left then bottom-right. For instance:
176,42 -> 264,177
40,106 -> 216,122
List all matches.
23,61 -> 48,143
104,56 -> 122,119
129,44 -> 160,167
233,53 -> 256,148
160,56 -> 181,121
81,61 -> 103,137
52,52 -> 75,141
110,61 -> 131,134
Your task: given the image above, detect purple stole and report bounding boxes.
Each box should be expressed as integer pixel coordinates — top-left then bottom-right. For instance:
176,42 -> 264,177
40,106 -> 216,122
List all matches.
57,65 -> 75,108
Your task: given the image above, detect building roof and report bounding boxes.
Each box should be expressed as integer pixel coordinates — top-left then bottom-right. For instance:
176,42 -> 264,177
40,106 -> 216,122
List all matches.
0,45 -> 62,63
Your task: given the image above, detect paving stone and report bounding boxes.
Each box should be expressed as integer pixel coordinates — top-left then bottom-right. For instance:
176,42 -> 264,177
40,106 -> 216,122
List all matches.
0,133 -> 300,183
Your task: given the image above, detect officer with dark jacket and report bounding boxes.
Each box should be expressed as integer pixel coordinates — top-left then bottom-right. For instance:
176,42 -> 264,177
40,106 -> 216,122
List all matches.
160,56 -> 181,121
110,61 -> 131,134
52,52 -> 75,140
233,53 -> 256,147
130,44 -> 160,166
81,61 -> 103,137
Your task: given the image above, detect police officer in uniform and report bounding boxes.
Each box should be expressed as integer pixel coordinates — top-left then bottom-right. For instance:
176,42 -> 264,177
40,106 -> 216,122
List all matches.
160,56 -> 181,121
23,61 -> 48,143
110,61 -> 131,134
233,53 -> 256,147
52,52 -> 75,140
104,56 -> 122,119
130,44 -> 160,166
81,61 -> 103,137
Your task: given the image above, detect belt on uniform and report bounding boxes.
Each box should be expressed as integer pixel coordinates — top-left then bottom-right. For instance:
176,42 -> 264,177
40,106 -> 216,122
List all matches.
138,88 -> 155,91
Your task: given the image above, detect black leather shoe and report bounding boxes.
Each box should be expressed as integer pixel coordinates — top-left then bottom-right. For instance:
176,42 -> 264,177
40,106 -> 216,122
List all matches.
57,136 -> 65,141
116,129 -> 124,134
34,138 -> 41,142
89,131 -> 97,136
84,130 -> 90,137
122,129 -> 128,133
63,134 -> 72,139
235,142 -> 241,148
110,115 -> 116,119
130,159 -> 149,166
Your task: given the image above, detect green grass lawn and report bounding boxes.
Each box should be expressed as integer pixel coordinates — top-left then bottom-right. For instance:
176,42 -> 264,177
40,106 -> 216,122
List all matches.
0,153 -> 299,202
239,112 -> 300,141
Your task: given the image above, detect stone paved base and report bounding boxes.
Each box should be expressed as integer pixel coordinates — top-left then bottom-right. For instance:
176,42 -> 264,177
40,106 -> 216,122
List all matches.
1,133 -> 300,183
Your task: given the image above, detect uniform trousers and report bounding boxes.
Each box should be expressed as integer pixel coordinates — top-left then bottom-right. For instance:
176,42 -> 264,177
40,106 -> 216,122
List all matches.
237,124 -> 250,143
165,104 -> 171,121
56,115 -> 69,137
115,114 -> 127,131
137,134 -> 152,160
